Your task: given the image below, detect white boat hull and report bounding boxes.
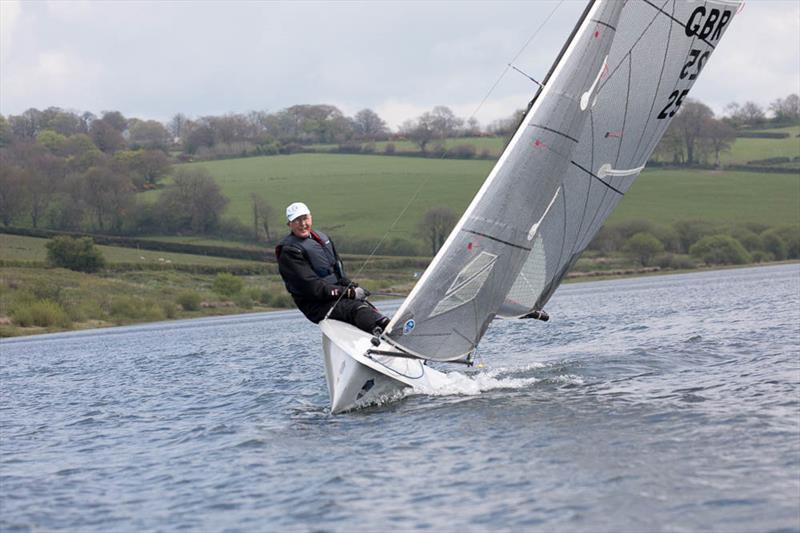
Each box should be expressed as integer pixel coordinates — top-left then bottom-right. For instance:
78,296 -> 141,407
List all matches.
320,319 -> 449,414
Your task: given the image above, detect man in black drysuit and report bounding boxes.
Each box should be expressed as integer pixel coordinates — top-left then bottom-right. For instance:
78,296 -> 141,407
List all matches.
276,202 -> 390,334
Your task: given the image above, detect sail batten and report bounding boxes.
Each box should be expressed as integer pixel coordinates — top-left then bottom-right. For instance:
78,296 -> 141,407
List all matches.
385,0 -> 740,361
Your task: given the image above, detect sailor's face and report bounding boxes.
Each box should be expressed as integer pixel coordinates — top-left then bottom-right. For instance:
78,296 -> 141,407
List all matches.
289,214 -> 312,238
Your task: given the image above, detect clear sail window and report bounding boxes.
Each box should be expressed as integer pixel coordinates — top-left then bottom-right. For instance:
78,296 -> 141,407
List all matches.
429,252 -> 497,318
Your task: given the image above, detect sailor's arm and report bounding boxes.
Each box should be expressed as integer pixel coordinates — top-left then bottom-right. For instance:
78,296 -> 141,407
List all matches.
328,237 -> 355,288
278,246 -> 348,301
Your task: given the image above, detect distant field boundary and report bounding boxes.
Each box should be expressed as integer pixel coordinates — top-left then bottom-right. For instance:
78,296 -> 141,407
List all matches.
0,226 -> 275,263
0,227 -> 431,270
644,161 -> 800,174
185,144 -> 800,173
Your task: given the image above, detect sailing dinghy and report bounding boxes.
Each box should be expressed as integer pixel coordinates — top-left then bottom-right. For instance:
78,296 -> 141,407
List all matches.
322,0 -> 741,413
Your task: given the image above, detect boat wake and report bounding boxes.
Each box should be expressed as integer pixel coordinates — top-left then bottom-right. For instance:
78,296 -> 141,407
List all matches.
410,362 -> 583,399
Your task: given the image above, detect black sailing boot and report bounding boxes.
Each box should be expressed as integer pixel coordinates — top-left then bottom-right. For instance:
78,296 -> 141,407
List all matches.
370,316 -> 390,346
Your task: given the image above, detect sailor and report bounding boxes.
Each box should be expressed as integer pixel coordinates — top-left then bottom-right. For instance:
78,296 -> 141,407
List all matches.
276,202 -> 391,334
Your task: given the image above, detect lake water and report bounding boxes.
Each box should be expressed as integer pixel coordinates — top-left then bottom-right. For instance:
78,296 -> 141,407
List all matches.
1,264 -> 799,532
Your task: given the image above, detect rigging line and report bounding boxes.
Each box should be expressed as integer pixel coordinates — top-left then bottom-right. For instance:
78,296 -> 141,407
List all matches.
570,161 -> 625,196
509,64 -> 543,88
337,0 -> 568,296
465,0 -> 566,122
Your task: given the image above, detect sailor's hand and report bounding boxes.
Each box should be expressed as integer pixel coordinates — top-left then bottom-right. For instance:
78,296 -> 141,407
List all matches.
347,287 -> 369,300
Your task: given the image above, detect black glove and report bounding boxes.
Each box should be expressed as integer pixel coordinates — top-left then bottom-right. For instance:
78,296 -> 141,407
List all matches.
346,287 -> 369,300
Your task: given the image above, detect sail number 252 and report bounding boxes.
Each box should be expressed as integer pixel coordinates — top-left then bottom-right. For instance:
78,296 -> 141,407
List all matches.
657,47 -> 709,120
657,89 -> 689,119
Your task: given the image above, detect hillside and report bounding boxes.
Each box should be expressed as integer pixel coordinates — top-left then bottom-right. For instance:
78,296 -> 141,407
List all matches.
159,155 -> 799,247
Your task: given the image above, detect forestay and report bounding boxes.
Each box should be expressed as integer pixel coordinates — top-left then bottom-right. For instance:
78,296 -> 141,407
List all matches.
385,0 -> 741,362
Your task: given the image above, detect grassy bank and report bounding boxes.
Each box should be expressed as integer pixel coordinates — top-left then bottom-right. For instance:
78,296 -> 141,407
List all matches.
2,251 -> 795,338
152,155 -> 798,245
0,233 -> 268,267
0,234 -> 425,337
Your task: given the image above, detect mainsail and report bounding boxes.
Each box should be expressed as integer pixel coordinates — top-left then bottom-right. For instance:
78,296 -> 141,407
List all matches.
385,0 -> 741,362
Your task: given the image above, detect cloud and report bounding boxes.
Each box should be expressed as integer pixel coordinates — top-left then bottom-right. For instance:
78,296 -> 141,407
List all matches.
0,0 -> 21,64
1,50 -> 102,112
0,0 -> 797,125
694,1 -> 800,114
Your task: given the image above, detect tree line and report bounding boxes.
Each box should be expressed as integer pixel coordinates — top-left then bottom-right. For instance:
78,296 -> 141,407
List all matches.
652,94 -> 799,166
0,93 -> 797,244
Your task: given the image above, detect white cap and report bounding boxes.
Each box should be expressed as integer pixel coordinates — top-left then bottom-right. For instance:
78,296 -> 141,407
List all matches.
286,202 -> 311,222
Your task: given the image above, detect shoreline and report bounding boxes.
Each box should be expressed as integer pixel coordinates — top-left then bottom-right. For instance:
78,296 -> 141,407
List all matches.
2,261 -> 796,340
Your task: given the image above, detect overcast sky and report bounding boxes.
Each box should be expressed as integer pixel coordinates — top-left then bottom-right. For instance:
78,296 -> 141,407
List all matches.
1,0 -> 798,129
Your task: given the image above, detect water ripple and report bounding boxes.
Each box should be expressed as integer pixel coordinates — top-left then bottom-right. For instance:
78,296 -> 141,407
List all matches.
1,264 -> 798,531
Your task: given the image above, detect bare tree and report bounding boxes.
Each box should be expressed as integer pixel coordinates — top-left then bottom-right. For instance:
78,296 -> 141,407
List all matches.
79,164 -> 134,232
465,117 -> 481,137
725,101 -> 765,128
352,109 -> 389,141
418,207 -> 457,255
0,158 -> 26,226
40,107 -> 84,135
128,119 -> 171,151
157,167 -> 228,233
429,106 -> 463,138
769,94 -> 800,123
8,143 -> 65,227
90,118 -> 126,153
400,114 -> 436,153
488,109 -> 525,136
672,99 -> 714,164
250,193 -> 274,241
652,123 -> 684,164
100,111 -> 127,132
0,115 -> 12,147
704,118 -> 737,167
8,108 -> 43,139
168,113 -> 188,140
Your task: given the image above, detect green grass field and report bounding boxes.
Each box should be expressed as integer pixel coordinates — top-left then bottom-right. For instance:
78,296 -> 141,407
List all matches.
175,154 -> 494,242
609,168 -> 800,227
720,126 -> 800,165
172,154 -> 798,244
310,136 -> 508,156
313,128 -> 800,164
0,233 -> 265,266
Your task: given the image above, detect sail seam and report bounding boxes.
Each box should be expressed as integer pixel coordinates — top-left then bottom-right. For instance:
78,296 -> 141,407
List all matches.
641,0 -> 717,49
632,0 -> 674,163
571,112 -> 596,259
640,0 -> 702,163
599,0 -> 668,95
614,54 -> 633,168
591,19 -> 617,31
463,229 -> 532,251
530,123 -> 579,143
555,179 -> 570,286
570,161 -> 625,196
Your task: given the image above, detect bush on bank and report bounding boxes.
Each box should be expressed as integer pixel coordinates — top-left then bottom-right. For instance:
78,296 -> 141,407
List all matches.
45,236 -> 106,273
690,235 -> 752,265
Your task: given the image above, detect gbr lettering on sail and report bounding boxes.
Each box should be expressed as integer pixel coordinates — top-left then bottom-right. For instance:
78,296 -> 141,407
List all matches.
657,5 -> 734,120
